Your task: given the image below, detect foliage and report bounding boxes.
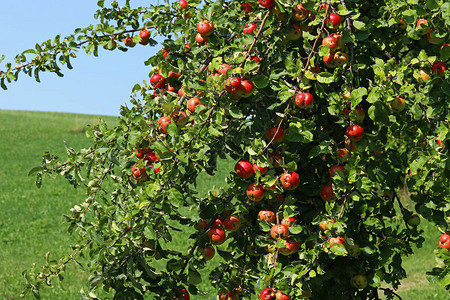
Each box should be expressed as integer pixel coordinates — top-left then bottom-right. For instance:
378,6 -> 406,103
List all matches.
1,0 -> 449,299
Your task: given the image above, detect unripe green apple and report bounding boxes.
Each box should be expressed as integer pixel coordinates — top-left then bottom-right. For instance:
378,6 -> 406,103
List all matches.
351,274 -> 368,289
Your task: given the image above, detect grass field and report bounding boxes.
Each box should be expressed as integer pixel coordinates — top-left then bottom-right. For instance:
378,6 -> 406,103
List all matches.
0,110 -> 447,299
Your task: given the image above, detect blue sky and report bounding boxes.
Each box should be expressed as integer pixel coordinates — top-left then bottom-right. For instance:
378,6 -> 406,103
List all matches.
0,1 -> 162,116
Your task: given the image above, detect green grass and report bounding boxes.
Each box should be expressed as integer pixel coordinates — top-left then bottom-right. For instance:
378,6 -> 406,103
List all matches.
0,110 -> 447,299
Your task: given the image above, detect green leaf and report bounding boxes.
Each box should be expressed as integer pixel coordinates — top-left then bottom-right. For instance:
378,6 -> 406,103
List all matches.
317,72 -> 335,83
188,265 -> 202,284
229,106 -> 244,119
252,75 -> 269,89
168,188 -> 183,208
351,87 -> 367,107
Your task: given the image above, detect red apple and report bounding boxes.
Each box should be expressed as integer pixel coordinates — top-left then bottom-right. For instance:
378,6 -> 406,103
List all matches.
197,20 -> 214,36
258,210 -> 276,223
176,287 -> 190,300
346,124 -> 364,141
432,61 -> 447,74
270,224 -> 289,239
326,13 -> 342,29
292,4 -> 309,21
294,92 -> 314,108
218,64 -> 232,75
238,79 -> 255,97
275,290 -> 291,300
280,171 -> 300,190
323,51 -> 336,67
260,288 -> 276,300
247,183 -> 265,201
320,184 -> 336,201
330,165 -> 345,177
224,216 -> 241,231
195,33 -> 208,45
225,76 -> 242,93
258,0 -> 275,8
240,2 -> 252,13
329,236 -> 345,247
266,127 -> 285,143
194,219 -> 207,230
150,73 -> 165,89
132,164 -> 148,181
415,19 -> 429,35
124,36 -> 135,47
439,233 -> 450,250
281,217 -> 296,227
337,148 -> 349,163
253,163 -> 268,175
279,235 -> 300,256
158,116 -> 171,134
187,97 -> 202,112
139,29 -> 150,45
427,29 -> 444,44
244,22 -> 257,34
322,36 -> 339,50
197,245 -> 215,260
208,227 -> 226,245
235,159 -> 254,179
319,219 -> 335,231
178,0 -> 188,10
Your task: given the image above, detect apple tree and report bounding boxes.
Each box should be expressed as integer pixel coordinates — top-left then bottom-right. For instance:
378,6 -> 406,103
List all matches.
1,0 -> 449,299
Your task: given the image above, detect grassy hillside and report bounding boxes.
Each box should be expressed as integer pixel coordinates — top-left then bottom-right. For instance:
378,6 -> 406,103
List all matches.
0,110 -> 447,299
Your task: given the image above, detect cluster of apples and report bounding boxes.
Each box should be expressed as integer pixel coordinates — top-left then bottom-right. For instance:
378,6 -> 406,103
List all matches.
260,287 -> 290,300
131,147 -> 161,181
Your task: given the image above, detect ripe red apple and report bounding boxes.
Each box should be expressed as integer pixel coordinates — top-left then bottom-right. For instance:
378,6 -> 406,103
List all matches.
279,235 -> 300,256
243,22 -> 257,34
225,77 -> 242,93
187,97 -> 202,112
329,236 -> 345,247
415,19 -> 429,35
167,71 -> 181,79
438,233 -> 450,250
322,36 -> 339,50
258,0 -> 275,8
337,148 -> 349,163
194,219 -> 207,230
258,210 -> 276,223
240,2 -> 252,13
275,290 -> 291,300
280,171 -> 300,190
432,61 -> 447,74
253,163 -> 268,175
197,20 -> 214,36
270,224 -> 289,239
247,183 -> 265,201
132,164 -> 148,181
224,216 -> 241,231
260,288 -> 276,300
319,219 -> 335,231
323,51 -> 336,67
320,184 -> 336,201
218,64 -> 232,75
139,29 -> 150,45
266,127 -> 285,143
178,0 -> 188,9
150,74 -> 165,89
158,116 -> 171,134
135,147 -> 151,159
351,274 -> 368,290
208,227 -> 226,245
281,217 -> 296,227
124,36 -> 135,47
211,217 -> 223,228
390,96 -> 406,111
326,13 -> 342,29
294,92 -> 314,108
176,287 -> 190,300
235,159 -> 254,179
169,110 -> 188,127
292,4 -> 309,21
330,165 -> 345,177
238,79 -> 255,97
346,124 -> 364,141
195,33 -> 208,45
197,245 -> 215,260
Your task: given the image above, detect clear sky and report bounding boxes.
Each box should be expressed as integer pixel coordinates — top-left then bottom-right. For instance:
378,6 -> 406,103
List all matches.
0,1 -> 163,116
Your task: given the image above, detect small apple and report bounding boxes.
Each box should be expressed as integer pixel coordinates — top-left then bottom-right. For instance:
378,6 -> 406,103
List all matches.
280,217 -> 296,227
285,23 -> 302,41
132,164 -> 148,181
244,22 -> 257,34
333,51 -> 349,66
258,210 -> 276,223
178,0 -> 188,10
247,183 -> 265,202
260,288 -> 276,300
211,218 -> 223,228
322,35 -> 339,50
351,107 -> 365,123
238,79 -> 255,97
197,245 -> 215,260
279,236 -> 300,256
390,96 -> 406,111
407,214 -> 421,227
292,4 -> 309,21
280,171 -> 300,190
266,127 -> 285,143
150,73 -> 165,89
224,77 -> 242,93
176,287 -> 190,300
330,165 -> 345,177
187,97 -> 202,112
253,163 -> 268,175
275,290 -> 290,300
432,61 -> 447,74
218,64 -> 232,75
345,243 -> 361,257
208,227 -> 226,245
194,219 -> 207,230
319,219 -> 335,231
195,33 -> 209,45
323,51 -> 337,68
294,92 -> 314,108
240,2 -> 252,13
320,184 -> 336,201
329,236 -> 345,247
158,116 -> 171,134
351,274 -> 368,290
224,216 -> 241,231
197,20 -> 214,36
124,36 -> 135,47
438,233 -> 450,250
326,13 -> 342,29
235,159 -> 254,179
346,124 -> 364,141
270,224 -> 289,239
170,110 -> 188,126
415,19 -> 429,35
418,69 -> 431,82
139,29 -> 150,45
337,148 -> 349,163
258,0 -> 275,8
